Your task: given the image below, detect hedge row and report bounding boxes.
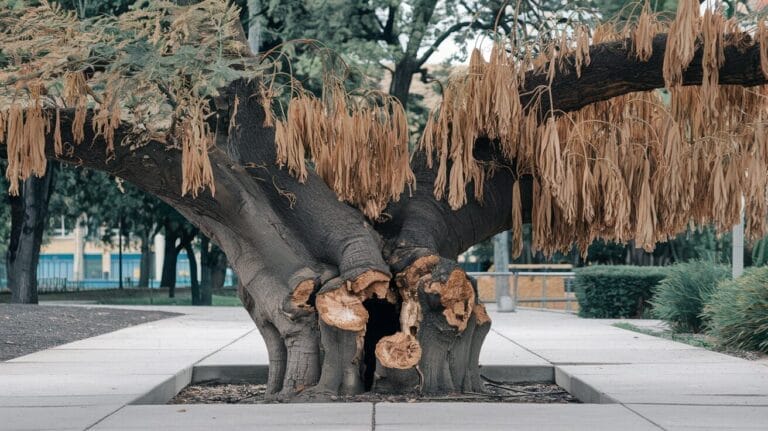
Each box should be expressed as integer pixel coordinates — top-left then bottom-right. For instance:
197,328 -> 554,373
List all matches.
574,266 -> 667,318
575,263 -> 768,353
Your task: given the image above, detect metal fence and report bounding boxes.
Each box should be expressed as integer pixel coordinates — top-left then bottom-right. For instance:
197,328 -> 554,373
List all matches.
1,273 -> 236,293
467,271 -> 578,312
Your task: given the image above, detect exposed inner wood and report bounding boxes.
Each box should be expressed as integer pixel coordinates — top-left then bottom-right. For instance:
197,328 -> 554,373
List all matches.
316,286 -> 369,332
349,270 -> 393,302
424,269 -> 475,332
375,331 -> 422,369
398,255 -> 440,287
473,303 -> 491,326
289,279 -> 317,311
395,255 -> 440,336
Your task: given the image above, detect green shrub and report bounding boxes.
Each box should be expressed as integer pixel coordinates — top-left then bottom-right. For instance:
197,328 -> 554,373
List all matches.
651,261 -> 729,333
703,268 -> 768,353
575,266 -> 667,318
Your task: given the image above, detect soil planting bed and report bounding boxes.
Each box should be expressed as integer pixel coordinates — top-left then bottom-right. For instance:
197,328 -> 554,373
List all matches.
170,379 -> 578,404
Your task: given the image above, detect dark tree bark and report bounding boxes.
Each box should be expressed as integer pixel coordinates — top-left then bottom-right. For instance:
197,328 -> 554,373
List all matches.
201,236 -> 226,305
210,252 -> 227,290
24,33 -> 767,398
179,228 -> 200,304
184,242 -> 200,305
7,163 -> 56,304
138,231 -> 152,288
161,225 -> 180,297
390,58 -> 417,108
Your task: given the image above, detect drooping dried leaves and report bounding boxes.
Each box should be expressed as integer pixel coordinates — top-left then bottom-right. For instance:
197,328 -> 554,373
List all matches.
3,0 -> 768,259
0,0 -> 256,197
420,1 -> 768,256
273,83 -> 414,219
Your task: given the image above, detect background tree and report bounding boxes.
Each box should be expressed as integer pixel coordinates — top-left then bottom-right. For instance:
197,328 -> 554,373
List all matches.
50,167 -> 162,286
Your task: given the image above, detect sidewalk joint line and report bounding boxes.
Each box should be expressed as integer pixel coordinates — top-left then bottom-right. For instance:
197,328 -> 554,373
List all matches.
622,403 -> 669,431
490,328 -> 551,363
194,328 -> 257,365
371,402 -> 376,430
84,405 -> 128,431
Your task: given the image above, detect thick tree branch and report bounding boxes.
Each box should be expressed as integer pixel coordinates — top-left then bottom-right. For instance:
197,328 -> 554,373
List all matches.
382,33 -> 768,265
523,34 -> 766,117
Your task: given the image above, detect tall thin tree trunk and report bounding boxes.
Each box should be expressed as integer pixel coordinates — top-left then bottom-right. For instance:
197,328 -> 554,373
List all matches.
201,236 -> 226,305
7,164 -> 56,304
184,241 -> 200,305
200,236 -> 212,305
211,247 -> 227,291
118,216 -> 124,289
138,231 -> 152,287
161,227 -> 179,297
389,58 -> 416,108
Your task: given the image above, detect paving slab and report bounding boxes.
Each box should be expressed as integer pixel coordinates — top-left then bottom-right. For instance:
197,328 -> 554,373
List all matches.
0,360 -> 194,375
196,330 -> 267,366
3,305 -> 768,430
374,403 -> 659,431
90,404 -> 373,430
0,306 -> 254,428
7,348 -> 211,365
627,404 -> 768,431
533,346 -> 741,365
556,362 -> 768,405
0,405 -> 123,431
0,394 -> 136,408
0,373 -> 177,398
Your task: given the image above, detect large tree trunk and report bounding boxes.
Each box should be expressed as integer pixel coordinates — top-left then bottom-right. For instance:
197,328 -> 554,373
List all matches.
6,163 -> 56,304
29,33 -> 768,399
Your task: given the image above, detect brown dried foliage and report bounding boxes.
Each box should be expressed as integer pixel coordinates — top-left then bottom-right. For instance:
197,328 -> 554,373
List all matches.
273,85 -> 414,219
419,5 -> 768,257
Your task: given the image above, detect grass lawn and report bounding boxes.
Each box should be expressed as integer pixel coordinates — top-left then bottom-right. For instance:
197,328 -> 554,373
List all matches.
612,322 -> 715,349
103,293 -> 242,306
0,287 -> 243,307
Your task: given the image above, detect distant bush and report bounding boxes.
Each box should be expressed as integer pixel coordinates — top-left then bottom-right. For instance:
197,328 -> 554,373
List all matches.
575,266 -> 667,318
703,268 -> 768,353
651,261 -> 729,333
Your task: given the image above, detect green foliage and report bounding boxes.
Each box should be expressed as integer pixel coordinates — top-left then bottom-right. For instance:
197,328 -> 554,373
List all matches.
48,165 -> 166,244
613,322 -> 716,350
98,293 -> 241,306
57,0 -> 133,18
575,265 -> 667,318
1,0 -> 265,133
752,235 -> 768,267
703,268 -> 768,353
650,261 -> 730,333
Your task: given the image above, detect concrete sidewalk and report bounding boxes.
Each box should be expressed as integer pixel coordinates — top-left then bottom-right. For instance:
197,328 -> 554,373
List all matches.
1,305 -> 767,430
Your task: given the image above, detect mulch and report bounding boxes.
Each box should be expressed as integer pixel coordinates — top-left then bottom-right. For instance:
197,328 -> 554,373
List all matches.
170,379 -> 578,404
0,304 -> 179,361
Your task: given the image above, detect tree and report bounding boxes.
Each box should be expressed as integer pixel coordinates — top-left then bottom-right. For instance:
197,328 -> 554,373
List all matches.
50,166 -> 165,286
5,163 -> 56,303
252,0 -> 599,108
200,235 -> 227,303
2,0 -> 768,400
